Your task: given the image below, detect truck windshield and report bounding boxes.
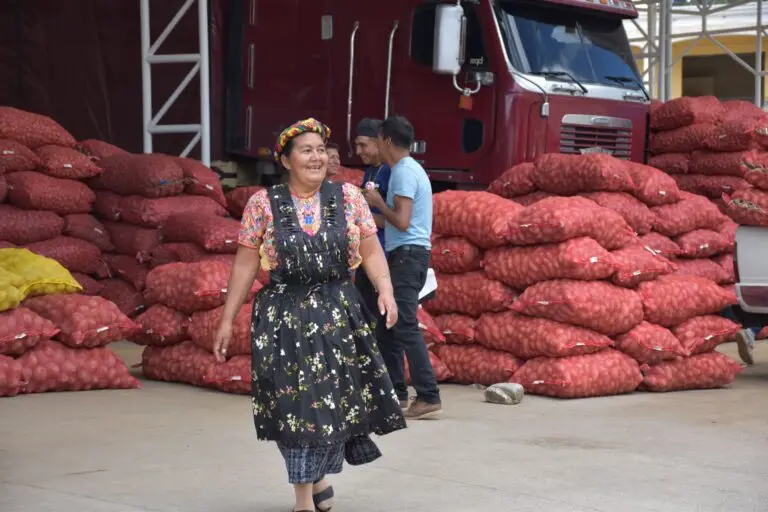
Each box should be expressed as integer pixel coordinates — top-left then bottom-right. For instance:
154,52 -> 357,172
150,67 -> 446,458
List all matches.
497,1 -> 642,89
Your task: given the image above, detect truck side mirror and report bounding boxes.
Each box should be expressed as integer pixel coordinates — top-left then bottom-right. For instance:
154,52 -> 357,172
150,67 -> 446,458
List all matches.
433,4 -> 466,76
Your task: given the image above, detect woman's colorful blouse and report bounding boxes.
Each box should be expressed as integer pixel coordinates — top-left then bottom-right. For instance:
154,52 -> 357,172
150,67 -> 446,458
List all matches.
238,182 -> 378,271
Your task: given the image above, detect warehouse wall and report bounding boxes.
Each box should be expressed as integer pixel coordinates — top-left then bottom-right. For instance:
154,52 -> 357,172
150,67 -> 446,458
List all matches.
0,0 -> 230,159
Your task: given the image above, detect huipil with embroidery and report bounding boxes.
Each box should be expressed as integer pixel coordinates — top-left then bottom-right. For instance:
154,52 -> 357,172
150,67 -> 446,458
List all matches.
240,181 -> 406,447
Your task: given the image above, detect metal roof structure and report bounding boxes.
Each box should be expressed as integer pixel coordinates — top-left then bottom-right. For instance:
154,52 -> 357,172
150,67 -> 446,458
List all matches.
626,0 -> 765,103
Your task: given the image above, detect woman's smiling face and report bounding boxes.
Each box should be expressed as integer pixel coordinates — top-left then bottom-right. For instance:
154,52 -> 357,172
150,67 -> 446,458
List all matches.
281,132 -> 328,186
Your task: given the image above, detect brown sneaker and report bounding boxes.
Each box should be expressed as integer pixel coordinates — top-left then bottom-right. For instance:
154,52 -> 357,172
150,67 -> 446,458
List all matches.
404,398 -> 442,420
399,398 -> 410,410
735,329 -> 755,366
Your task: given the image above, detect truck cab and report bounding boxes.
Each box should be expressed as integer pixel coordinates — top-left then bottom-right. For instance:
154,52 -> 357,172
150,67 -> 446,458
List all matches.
227,0 -> 648,187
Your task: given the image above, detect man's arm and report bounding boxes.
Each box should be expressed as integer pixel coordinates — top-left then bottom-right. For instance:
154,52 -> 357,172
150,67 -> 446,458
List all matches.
377,196 -> 413,232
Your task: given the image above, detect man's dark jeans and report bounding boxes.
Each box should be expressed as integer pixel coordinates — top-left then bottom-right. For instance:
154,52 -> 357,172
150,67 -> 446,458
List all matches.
375,246 -> 441,404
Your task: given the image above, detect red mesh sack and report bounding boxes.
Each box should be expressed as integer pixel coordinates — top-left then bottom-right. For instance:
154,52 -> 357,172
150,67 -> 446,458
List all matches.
610,244 -> 676,287
488,162 -> 535,198
19,340 -> 140,393
144,261 -> 262,314
143,242 -> 207,268
78,139 -> 128,159
433,344 -> 522,386
0,206 -> 61,245
35,145 -> 103,179
0,175 -> 6,202
614,322 -> 686,364
434,314 -> 476,345
98,278 -> 147,317
641,352 -> 743,392
189,303 -> 252,356
432,191 -> 523,248
624,161 -> 682,206
758,326 -> 768,339
650,123 -> 717,155
483,237 -> 616,289
0,354 -> 23,397
422,271 -> 516,316
120,195 -> 227,228
513,191 -> 554,206
704,118 -> 768,152
226,186 -> 265,218
532,153 -> 634,195
0,139 -> 42,174
741,150 -> 768,190
512,349 -> 642,398
511,280 -> 644,336
405,351 -> 453,384
672,315 -> 740,355
63,214 -> 114,252
92,190 -> 123,221
672,174 -> 748,199
175,157 -> 227,206
131,304 -> 189,347
717,219 -> 738,241
670,258 -> 731,284
712,254 -> 736,282
720,100 -> 767,123
651,96 -> 724,131
417,306 -> 445,345
579,191 -> 654,235
5,171 -> 94,214
103,221 -> 161,257
507,196 -> 634,250
24,294 -> 139,348
476,311 -> 613,359
102,254 -> 149,291
0,242 -> 15,249
723,188 -> 768,226
327,167 -> 365,187
94,154 -> 184,198
203,356 -> 251,394
142,341 -> 217,386
24,236 -> 102,274
652,192 -> 727,237
641,233 -> 686,258
0,307 -> 59,357
689,151 -> 750,177
430,237 -> 482,274
0,107 -> 76,149
638,275 -> 737,327
160,213 -> 241,253
71,272 -> 105,295
675,229 -> 732,258
648,153 -> 690,174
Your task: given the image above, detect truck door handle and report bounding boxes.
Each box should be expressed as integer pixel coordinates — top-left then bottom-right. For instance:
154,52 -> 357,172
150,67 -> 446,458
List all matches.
346,21 -> 360,158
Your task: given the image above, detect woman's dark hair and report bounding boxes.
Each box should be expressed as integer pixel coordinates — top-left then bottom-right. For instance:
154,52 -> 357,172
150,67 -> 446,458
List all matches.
326,141 -> 340,152
380,115 -> 414,149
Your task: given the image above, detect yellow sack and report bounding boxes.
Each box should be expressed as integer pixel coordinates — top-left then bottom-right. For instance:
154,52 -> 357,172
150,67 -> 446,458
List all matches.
0,248 -> 82,299
0,266 -> 24,312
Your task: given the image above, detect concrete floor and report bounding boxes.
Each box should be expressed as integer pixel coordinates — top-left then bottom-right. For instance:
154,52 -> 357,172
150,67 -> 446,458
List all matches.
1,342 -> 767,512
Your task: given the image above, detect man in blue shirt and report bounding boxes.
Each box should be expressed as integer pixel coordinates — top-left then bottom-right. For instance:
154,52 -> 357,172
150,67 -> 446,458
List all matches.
362,115 -> 441,420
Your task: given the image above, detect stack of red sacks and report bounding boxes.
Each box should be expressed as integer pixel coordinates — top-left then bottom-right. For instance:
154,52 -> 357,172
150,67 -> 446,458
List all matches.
0,107 -> 107,282
422,152 -> 743,398
135,260 -> 266,394
648,96 -> 768,231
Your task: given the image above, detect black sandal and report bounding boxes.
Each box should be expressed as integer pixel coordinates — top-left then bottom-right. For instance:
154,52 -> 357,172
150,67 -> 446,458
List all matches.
313,485 -> 334,512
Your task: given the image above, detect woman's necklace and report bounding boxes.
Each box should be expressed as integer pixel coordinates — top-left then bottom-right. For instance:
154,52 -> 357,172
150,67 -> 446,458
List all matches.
289,187 -> 321,228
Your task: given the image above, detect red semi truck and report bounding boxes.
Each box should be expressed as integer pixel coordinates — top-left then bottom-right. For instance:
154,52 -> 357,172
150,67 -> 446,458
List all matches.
225,0 -> 649,187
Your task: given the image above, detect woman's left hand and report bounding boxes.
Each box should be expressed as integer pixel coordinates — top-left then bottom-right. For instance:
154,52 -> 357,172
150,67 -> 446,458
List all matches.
377,292 -> 398,329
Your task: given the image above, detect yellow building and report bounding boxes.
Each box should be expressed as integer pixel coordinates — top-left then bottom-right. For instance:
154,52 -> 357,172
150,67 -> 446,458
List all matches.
627,1 -> 765,104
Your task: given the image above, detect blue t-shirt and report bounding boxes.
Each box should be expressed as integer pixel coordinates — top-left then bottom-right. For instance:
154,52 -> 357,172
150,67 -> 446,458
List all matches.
385,156 -> 433,252
362,164 -> 391,250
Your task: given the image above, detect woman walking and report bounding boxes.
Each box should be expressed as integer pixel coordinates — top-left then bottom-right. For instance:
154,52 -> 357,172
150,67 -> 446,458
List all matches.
214,118 -> 406,512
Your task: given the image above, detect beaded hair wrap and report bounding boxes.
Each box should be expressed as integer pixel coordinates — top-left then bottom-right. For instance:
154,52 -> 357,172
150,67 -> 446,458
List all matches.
273,118 -> 332,161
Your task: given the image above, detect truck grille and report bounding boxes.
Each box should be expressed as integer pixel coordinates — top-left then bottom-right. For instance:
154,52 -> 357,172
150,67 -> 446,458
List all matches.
559,115 -> 633,159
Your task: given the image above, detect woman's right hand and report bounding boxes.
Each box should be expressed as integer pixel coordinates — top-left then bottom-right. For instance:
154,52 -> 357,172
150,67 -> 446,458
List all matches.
213,320 -> 233,363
